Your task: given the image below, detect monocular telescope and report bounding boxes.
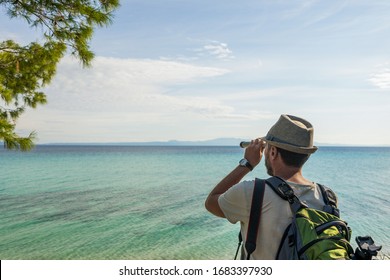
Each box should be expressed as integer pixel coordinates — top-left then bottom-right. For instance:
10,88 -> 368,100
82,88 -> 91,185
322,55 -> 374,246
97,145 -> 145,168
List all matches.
239,138 -> 265,148
239,141 -> 251,148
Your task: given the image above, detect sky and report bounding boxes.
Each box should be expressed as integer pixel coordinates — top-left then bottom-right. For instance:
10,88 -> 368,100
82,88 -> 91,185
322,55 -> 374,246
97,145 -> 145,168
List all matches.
1,0 -> 390,145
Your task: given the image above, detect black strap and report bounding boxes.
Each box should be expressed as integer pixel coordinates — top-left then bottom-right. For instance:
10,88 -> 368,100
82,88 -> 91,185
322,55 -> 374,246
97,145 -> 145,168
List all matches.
317,183 -> 340,217
234,231 -> 243,260
244,178 -> 266,260
266,176 -> 294,201
317,183 -> 338,206
266,176 -> 304,213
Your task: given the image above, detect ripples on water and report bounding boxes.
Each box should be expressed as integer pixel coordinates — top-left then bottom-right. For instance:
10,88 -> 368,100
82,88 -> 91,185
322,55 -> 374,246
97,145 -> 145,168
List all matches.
0,146 -> 389,259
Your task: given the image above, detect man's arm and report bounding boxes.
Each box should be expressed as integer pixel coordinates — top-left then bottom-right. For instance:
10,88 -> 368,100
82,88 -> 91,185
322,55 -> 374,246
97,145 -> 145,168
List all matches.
205,166 -> 251,217
205,139 -> 265,218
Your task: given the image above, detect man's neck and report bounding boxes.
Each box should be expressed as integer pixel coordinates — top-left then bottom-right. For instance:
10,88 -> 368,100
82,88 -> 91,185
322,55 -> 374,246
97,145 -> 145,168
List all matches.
273,167 -> 311,185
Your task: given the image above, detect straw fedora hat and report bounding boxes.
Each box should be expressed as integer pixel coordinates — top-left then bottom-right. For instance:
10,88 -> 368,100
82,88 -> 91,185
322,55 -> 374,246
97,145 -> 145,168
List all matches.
262,114 -> 318,154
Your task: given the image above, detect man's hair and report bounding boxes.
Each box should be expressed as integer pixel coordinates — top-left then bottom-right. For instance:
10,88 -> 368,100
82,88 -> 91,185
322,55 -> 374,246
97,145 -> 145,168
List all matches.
276,147 -> 310,168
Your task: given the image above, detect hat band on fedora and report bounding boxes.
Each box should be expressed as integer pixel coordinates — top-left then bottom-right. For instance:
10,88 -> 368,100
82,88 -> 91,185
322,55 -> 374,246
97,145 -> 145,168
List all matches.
265,135 -> 298,147
264,134 -> 317,154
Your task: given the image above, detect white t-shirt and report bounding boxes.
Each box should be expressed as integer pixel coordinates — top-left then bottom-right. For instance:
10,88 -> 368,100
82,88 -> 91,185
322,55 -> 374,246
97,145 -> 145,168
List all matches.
218,179 -> 326,259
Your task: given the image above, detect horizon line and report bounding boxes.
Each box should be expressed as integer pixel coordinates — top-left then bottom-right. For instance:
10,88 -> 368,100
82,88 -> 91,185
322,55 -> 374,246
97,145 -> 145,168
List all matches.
34,141 -> 390,148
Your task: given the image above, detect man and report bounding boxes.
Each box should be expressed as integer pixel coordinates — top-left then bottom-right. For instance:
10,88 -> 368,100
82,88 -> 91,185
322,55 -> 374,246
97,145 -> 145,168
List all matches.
205,114 -> 329,259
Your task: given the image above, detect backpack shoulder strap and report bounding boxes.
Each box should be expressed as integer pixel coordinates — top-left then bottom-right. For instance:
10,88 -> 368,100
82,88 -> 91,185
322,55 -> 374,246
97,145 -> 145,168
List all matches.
266,176 -> 293,200
265,176 -> 304,213
317,183 -> 338,206
317,183 -> 340,217
244,178 -> 266,260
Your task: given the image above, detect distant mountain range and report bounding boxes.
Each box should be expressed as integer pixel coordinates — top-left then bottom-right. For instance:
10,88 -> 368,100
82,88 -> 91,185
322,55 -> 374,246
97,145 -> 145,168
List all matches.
42,138 -> 244,146
38,138 -> 387,147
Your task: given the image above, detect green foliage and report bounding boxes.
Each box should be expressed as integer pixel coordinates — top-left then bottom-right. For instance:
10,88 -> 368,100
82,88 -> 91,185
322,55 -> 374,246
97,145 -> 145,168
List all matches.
0,0 -> 120,150
0,118 -> 36,151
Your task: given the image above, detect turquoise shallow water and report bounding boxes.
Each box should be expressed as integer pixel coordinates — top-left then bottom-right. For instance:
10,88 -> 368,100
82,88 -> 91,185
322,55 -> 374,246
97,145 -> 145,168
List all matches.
0,145 -> 389,259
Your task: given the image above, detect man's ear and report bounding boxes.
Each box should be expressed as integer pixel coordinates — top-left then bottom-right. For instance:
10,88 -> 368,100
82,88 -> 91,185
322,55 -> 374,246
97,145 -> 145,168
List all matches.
270,146 -> 278,159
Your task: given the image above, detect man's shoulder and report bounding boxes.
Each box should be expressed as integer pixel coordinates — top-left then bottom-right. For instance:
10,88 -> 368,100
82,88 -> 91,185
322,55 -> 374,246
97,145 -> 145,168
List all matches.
220,180 -> 256,201
233,179 -> 256,189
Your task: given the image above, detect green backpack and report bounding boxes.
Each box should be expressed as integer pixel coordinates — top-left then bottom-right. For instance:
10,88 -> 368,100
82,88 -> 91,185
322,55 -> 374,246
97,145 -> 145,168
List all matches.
238,176 -> 355,260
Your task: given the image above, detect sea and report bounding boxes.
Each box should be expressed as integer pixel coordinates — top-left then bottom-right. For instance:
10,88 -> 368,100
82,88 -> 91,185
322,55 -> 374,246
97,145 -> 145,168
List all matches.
0,145 -> 389,260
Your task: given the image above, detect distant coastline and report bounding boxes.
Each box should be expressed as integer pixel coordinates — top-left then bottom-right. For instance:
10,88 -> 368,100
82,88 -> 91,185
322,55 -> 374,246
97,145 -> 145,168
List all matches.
2,138 -> 390,148
39,138 -> 243,147
34,138 -> 390,147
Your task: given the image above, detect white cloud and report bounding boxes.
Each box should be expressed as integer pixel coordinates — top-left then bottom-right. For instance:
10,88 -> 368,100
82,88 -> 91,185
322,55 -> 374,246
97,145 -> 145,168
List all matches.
44,56 -> 231,112
194,41 -> 234,60
204,42 -> 233,59
18,56 -> 259,142
369,64 -> 390,89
